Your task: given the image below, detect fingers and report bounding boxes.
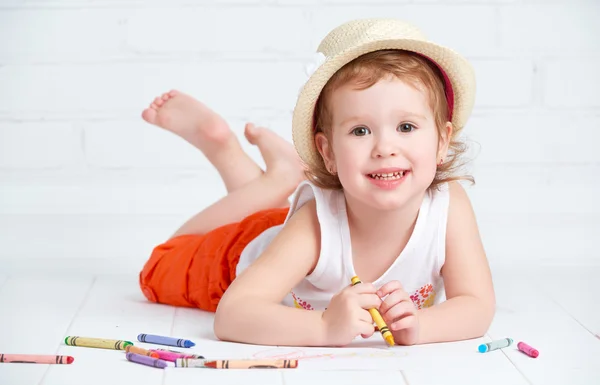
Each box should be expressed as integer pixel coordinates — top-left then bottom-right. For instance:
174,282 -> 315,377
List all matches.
377,280 -> 403,298
349,282 -> 378,295
390,313 -> 418,331
358,320 -> 375,339
344,282 -> 381,309
384,302 -> 417,330
356,293 -> 382,310
357,308 -> 374,324
379,287 -> 411,314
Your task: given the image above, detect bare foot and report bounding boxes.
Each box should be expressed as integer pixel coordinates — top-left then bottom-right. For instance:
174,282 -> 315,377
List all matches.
244,124 -> 306,202
142,90 -> 232,153
142,90 -> 263,192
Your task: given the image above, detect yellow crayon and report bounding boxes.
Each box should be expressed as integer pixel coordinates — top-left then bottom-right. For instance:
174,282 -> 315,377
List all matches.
350,276 -> 395,346
64,336 -> 133,350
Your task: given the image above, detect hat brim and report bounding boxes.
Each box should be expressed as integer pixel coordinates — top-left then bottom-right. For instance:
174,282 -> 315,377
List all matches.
292,38 -> 476,167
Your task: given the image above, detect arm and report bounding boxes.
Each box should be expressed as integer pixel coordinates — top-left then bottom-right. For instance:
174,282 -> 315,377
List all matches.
416,181 -> 496,344
213,199 -> 327,346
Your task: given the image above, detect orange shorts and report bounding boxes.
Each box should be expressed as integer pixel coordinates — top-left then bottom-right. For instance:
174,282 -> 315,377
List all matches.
139,207 -> 289,312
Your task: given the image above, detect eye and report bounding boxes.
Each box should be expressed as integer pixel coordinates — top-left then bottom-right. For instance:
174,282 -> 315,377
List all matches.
351,126 -> 371,136
397,123 -> 416,133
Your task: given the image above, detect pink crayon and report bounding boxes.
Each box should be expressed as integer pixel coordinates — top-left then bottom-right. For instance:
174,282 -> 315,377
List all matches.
517,341 -> 539,358
154,348 -> 204,359
150,350 -> 184,362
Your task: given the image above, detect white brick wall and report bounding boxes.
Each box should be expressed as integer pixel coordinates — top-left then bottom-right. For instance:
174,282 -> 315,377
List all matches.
1,0 -> 599,275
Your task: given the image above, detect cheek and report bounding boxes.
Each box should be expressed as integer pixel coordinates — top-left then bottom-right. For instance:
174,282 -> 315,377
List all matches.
412,155 -> 436,178
410,136 -> 439,171
331,141 -> 364,177
331,139 -> 351,162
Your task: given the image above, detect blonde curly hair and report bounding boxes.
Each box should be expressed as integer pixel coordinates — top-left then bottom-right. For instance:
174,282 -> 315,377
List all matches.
306,49 -> 474,191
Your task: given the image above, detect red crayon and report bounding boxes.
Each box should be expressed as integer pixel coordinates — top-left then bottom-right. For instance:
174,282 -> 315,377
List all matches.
0,354 -> 74,364
517,341 -> 539,358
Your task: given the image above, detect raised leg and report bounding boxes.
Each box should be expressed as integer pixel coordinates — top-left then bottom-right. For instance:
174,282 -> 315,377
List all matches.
170,125 -> 306,238
141,89 -> 263,192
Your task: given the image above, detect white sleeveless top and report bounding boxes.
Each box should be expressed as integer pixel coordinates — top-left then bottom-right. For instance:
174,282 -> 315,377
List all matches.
235,180 -> 450,311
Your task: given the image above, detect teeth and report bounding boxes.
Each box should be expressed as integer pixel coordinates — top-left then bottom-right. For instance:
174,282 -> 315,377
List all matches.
369,171 -> 406,179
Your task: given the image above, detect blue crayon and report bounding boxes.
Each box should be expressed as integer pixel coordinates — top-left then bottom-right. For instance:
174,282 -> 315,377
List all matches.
137,333 -> 195,348
478,338 -> 513,353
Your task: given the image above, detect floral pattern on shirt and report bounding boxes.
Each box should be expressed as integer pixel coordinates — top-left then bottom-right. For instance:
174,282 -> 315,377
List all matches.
291,292 -> 314,310
410,283 -> 436,309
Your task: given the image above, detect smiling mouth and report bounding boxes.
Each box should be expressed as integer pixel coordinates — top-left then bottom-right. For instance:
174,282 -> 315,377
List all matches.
367,171 -> 408,180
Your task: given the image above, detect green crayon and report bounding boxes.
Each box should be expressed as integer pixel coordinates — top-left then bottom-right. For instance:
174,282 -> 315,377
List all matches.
478,338 -> 513,353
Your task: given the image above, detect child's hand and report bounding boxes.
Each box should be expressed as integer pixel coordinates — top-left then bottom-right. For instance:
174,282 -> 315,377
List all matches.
378,280 -> 420,345
321,283 -> 382,347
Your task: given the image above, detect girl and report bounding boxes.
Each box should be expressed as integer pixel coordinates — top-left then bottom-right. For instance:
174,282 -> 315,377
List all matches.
139,18 -> 495,347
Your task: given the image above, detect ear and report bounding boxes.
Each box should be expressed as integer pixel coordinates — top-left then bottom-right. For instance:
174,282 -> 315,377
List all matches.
315,132 -> 335,172
437,122 -> 453,163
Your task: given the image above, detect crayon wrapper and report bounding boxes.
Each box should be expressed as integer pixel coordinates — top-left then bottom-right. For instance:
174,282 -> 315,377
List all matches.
0,354 -> 72,364
125,345 -> 159,358
65,336 -> 132,350
152,350 -> 181,362
174,358 -> 207,367
208,359 -> 298,369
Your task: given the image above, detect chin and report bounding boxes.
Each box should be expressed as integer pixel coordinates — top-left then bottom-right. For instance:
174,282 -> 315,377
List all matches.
343,175 -> 423,210
367,196 -> 411,211
351,186 -> 411,210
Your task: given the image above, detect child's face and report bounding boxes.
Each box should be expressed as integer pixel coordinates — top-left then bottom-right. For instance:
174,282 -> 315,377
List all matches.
318,76 -> 448,211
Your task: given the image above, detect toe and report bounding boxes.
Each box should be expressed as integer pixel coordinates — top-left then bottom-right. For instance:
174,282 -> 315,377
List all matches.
161,92 -> 171,101
141,108 -> 158,124
244,123 -> 260,145
154,97 -> 164,107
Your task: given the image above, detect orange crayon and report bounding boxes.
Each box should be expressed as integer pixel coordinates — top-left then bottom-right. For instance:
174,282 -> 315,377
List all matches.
204,359 -> 298,369
125,345 -> 159,358
0,354 -> 74,364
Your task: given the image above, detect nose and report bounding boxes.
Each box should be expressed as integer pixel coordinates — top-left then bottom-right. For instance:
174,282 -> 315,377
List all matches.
371,132 -> 400,158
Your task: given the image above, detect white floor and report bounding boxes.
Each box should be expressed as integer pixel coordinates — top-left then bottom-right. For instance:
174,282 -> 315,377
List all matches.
0,266 -> 598,385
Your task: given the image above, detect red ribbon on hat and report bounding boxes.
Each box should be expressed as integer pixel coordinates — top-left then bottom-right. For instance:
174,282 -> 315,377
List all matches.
415,53 -> 455,122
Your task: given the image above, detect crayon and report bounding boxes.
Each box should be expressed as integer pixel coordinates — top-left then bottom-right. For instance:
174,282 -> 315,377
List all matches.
350,276 -> 395,346
204,359 -> 298,369
174,358 -> 208,368
149,350 -> 184,362
64,336 -> 132,350
126,352 -> 168,369
478,338 -> 513,353
155,348 -> 204,359
0,354 -> 74,364
125,345 -> 159,359
517,341 -> 539,358
137,333 -> 195,348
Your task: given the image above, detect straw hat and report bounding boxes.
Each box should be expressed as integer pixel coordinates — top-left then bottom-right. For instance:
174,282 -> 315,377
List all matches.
292,18 -> 476,167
